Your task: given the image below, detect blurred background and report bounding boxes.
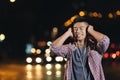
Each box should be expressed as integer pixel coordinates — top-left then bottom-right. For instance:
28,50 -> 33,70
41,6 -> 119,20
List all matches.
0,0 -> 120,80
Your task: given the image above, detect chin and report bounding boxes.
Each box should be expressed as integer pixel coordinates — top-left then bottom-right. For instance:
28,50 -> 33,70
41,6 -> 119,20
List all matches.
77,38 -> 85,41
77,39 -> 84,41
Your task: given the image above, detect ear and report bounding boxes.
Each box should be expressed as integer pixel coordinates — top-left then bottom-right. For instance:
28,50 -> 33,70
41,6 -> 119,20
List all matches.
86,24 -> 89,33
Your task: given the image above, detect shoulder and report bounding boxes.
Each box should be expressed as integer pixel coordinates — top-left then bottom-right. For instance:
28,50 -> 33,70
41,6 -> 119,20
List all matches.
98,35 -> 110,43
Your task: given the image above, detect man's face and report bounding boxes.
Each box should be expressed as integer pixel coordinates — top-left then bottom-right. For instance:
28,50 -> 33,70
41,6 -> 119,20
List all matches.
73,22 -> 88,41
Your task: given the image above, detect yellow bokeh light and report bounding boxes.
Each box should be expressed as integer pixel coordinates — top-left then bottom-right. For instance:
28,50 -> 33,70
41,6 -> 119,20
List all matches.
70,15 -> 79,22
55,56 -> 63,62
79,11 -> 85,17
56,71 -> 61,77
112,54 -> 116,59
46,71 -> 52,75
45,48 -> 50,54
53,27 -> 58,33
45,64 -> 52,70
98,13 -> 102,18
35,64 -> 42,70
45,53 -> 50,57
31,48 -> 36,53
35,57 -> 42,63
64,19 -> 72,27
26,57 -> 32,63
36,49 -> 41,54
0,34 -> 5,41
108,13 -> 113,19
46,57 -> 52,62
116,10 -> 120,15
10,0 -> 16,3
93,12 -> 98,17
55,64 -> 61,70
26,64 -> 32,70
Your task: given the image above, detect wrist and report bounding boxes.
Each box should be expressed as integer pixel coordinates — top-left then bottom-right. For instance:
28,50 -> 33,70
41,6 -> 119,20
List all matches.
88,29 -> 94,34
65,30 -> 71,38
87,25 -> 94,33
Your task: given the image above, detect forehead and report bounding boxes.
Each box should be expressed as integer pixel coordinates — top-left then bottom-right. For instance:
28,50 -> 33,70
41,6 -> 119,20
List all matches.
73,22 -> 88,27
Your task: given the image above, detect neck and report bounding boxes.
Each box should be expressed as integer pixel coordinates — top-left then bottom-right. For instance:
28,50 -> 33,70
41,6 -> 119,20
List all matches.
76,40 -> 85,47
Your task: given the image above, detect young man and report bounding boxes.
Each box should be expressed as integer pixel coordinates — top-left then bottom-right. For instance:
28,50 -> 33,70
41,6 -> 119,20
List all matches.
50,16 -> 110,80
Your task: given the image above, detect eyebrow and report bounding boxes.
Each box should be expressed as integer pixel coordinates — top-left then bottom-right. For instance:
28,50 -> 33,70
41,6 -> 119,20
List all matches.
73,26 -> 85,28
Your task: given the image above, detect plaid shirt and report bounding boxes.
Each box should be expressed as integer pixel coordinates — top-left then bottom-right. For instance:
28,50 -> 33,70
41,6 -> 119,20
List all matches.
50,35 -> 110,80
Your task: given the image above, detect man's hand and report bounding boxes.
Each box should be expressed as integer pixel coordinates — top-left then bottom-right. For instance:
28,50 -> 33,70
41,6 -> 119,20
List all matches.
87,25 -> 94,33
67,28 -> 73,38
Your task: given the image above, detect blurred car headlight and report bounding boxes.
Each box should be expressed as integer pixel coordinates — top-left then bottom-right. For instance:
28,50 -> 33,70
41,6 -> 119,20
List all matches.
46,57 -> 52,62
35,57 -> 42,63
55,56 -> 63,62
26,57 -> 32,63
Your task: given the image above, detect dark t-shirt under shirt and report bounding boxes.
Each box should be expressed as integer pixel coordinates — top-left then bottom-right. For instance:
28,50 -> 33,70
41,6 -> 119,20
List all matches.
71,46 -> 94,80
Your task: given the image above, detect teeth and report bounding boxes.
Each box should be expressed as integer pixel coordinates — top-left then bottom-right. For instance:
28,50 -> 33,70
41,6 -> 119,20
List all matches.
77,34 -> 82,35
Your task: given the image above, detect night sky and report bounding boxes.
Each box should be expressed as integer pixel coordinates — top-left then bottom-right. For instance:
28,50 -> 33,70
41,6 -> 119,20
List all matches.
0,0 -> 120,61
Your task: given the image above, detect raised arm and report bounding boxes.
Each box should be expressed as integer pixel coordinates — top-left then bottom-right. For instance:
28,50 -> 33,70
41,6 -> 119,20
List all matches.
52,28 -> 73,47
87,25 -> 105,41
50,28 -> 76,57
88,25 -> 110,53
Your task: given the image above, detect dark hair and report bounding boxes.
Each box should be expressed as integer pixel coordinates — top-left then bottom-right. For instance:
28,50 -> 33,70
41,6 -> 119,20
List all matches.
74,16 -> 88,23
72,16 -> 89,25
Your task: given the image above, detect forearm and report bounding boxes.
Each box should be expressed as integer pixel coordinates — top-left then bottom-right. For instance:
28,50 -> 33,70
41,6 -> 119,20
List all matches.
88,25 -> 105,41
88,29 -> 105,41
52,31 -> 70,47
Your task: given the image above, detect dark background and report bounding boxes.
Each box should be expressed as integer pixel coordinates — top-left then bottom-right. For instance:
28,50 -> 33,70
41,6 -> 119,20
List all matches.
0,0 -> 120,62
